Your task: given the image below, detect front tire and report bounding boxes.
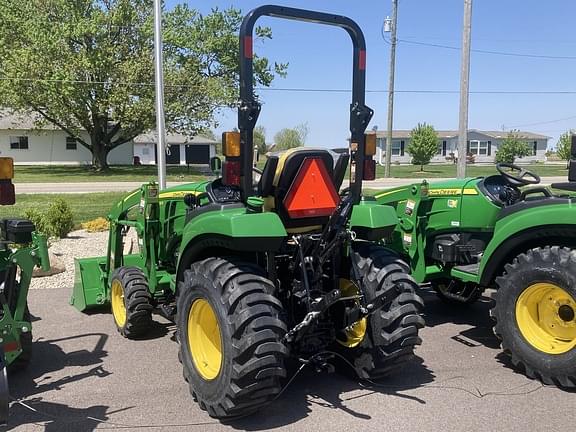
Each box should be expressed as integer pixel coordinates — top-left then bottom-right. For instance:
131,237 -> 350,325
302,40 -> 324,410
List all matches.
336,243 -> 424,379
110,267 -> 153,338
493,246 -> 576,388
177,258 -> 288,418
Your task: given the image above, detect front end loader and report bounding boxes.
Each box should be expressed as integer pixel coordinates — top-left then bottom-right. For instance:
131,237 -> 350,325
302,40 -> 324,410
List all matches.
375,148 -> 576,388
72,5 -> 424,418
0,157 -> 50,424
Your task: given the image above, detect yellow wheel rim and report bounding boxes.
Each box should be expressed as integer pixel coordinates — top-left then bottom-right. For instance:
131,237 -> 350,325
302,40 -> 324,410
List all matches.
516,283 -> 576,355
337,279 -> 367,348
111,280 -> 127,328
188,298 -> 223,380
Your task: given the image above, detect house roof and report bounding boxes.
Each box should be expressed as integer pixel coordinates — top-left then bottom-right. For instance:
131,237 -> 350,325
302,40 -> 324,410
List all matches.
0,111 -> 218,144
0,111 -> 58,130
374,129 -> 550,140
133,133 -> 218,145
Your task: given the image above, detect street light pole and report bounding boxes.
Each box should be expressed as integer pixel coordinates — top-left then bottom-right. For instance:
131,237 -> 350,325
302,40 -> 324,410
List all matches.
153,0 -> 167,189
457,0 -> 473,179
384,0 -> 398,178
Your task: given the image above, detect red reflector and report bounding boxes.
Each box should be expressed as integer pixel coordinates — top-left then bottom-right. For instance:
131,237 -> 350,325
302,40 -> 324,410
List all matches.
363,158 -> 376,181
284,158 -> 340,219
223,160 -> 241,186
0,180 -> 15,205
358,50 -> 366,70
4,341 -> 19,352
244,36 -> 253,59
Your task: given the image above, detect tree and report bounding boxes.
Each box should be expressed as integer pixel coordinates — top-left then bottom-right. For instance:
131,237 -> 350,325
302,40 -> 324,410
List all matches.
274,123 -> 308,150
557,130 -> 574,168
254,126 -> 267,155
0,1 -> 287,170
273,123 -> 308,151
407,123 -> 438,171
495,131 -> 532,164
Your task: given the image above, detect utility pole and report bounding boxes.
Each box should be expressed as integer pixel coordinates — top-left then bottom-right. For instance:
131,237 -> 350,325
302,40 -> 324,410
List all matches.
384,0 -> 398,178
153,0 -> 167,189
457,0 -> 473,179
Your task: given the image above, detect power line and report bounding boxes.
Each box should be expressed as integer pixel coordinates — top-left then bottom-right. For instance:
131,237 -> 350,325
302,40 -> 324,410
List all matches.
396,37 -> 576,60
4,77 -> 576,95
382,33 -> 576,60
506,115 -> 576,129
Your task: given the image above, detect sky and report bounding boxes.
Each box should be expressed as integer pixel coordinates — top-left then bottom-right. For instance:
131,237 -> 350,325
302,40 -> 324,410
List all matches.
166,1 -> 576,149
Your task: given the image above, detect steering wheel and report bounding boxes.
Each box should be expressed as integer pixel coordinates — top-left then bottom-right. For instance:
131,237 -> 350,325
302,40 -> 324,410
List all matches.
496,163 -> 540,187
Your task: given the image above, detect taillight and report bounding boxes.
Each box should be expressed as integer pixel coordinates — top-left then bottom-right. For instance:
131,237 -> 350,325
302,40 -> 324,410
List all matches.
223,161 -> 241,186
363,158 -> 376,181
222,131 -> 241,157
0,180 -> 15,205
365,133 -> 377,156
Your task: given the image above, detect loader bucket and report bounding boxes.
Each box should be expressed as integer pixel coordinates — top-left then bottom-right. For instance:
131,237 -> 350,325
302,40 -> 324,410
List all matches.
71,256 -> 108,312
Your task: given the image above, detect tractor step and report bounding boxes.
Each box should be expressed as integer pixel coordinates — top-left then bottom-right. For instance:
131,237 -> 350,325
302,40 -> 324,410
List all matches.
452,263 -> 479,275
450,263 -> 481,284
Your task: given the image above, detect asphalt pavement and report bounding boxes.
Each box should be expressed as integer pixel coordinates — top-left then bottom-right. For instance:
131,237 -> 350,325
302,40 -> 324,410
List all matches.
14,176 -> 569,194
8,287 -> 575,432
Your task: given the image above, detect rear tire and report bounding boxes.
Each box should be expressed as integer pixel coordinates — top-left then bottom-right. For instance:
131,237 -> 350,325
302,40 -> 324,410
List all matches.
177,258 -> 288,418
493,246 -> 576,388
336,243 -> 424,379
110,267 -> 153,339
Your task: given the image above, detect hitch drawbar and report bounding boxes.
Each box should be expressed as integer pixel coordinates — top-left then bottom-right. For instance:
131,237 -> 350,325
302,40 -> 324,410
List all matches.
284,282 -> 399,343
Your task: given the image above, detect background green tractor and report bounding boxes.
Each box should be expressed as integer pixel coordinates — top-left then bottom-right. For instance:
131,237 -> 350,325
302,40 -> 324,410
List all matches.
0,157 -> 50,424
375,141 -> 576,388
72,5 -> 424,419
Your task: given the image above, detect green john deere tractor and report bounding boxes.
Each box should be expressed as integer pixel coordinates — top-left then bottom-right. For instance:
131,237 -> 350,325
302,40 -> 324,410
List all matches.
72,5 -> 424,419
375,144 -> 576,388
0,157 -> 50,424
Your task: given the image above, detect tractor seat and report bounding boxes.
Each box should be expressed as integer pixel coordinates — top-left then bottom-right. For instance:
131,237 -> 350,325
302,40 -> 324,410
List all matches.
258,148 -> 348,229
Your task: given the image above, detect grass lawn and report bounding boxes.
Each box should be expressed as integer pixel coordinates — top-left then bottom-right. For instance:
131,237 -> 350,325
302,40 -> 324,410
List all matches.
14,165 -> 207,183
13,162 -> 570,183
0,193 -> 126,226
381,163 -> 569,178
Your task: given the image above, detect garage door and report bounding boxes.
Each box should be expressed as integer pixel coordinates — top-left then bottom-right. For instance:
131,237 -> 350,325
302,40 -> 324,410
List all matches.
166,145 -> 181,165
185,145 -> 210,164
154,144 -> 181,165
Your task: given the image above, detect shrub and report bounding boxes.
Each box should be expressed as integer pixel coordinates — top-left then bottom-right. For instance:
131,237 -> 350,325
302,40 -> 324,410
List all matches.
82,217 -> 110,232
23,208 -> 49,235
407,123 -> 439,171
495,131 -> 532,164
45,199 -> 75,238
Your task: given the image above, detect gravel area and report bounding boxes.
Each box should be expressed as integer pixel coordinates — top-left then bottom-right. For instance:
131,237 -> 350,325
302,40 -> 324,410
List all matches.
30,229 -> 109,290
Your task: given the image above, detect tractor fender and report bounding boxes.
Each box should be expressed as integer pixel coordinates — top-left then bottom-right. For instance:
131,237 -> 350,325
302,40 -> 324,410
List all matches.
176,208 -> 287,282
478,203 -> 576,287
350,202 -> 398,241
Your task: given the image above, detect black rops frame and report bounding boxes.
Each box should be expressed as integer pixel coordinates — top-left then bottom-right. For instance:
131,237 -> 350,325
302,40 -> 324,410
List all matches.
238,5 -> 373,204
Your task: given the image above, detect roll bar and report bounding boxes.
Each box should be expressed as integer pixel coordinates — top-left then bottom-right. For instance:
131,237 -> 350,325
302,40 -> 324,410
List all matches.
238,5 -> 373,204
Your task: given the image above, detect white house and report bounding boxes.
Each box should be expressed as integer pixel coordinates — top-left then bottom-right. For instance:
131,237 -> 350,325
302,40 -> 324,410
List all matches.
375,129 -> 550,164
0,112 -> 217,166
0,113 -> 132,165
133,133 -> 217,166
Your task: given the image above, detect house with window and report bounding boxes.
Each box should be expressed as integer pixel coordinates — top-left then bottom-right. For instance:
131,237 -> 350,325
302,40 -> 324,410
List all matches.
0,113 -> 133,165
374,129 -> 550,163
0,112 -> 217,166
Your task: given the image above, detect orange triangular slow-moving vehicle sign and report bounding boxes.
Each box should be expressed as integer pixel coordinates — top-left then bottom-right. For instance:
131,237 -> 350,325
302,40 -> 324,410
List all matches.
283,157 -> 340,219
